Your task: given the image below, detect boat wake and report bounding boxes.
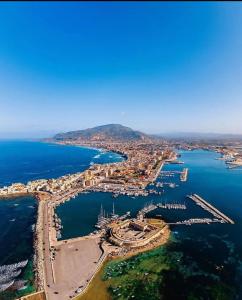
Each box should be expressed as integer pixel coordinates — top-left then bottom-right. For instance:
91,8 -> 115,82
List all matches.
0,259 -> 28,292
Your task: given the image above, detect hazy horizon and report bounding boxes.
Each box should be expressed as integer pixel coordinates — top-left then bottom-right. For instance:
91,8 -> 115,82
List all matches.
1,125 -> 242,139
1,2 -> 242,135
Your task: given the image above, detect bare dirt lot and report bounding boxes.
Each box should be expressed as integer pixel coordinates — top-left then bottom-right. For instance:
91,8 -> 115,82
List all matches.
45,237 -> 103,300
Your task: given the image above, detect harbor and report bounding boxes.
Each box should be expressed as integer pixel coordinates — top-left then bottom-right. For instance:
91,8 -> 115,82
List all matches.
0,143 -> 240,300
95,203 -> 131,229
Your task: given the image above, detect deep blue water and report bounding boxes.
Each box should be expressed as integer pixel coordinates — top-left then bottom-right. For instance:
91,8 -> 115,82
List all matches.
57,149 -> 242,298
0,140 -> 123,187
0,140 -> 123,298
0,195 -> 37,266
1,142 -> 242,298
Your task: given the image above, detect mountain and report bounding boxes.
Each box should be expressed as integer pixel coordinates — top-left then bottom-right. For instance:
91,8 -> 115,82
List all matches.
53,124 -> 151,142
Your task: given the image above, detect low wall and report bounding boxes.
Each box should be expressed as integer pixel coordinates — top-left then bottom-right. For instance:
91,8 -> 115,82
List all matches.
18,290 -> 46,300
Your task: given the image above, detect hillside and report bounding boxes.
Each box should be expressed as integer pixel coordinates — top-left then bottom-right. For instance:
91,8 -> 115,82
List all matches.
53,124 -> 151,142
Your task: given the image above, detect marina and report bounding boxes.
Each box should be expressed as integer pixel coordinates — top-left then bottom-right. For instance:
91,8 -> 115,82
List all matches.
0,143 -> 241,299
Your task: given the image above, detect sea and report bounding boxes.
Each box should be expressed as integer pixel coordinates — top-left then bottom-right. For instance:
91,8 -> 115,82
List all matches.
0,140 -> 123,299
0,140 -> 242,299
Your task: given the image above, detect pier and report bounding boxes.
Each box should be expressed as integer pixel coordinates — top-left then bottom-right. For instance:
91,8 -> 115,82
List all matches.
187,194 -> 234,224
168,218 -> 223,225
180,168 -> 188,182
137,202 -> 157,220
159,170 -> 181,177
152,162 -> 164,182
138,201 -> 187,220
157,202 -> 186,210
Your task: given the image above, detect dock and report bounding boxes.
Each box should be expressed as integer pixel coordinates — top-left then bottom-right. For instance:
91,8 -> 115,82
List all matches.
187,194 -> 234,224
152,162 -> 164,182
168,218 -> 223,225
180,168 -> 188,182
157,203 -> 186,210
137,202 -> 157,219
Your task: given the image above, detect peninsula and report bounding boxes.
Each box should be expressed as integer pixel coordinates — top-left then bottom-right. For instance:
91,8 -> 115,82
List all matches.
0,124 -> 238,300
0,125 -> 174,300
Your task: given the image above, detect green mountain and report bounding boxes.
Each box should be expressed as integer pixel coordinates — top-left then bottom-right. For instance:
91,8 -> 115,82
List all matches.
53,124 -> 150,142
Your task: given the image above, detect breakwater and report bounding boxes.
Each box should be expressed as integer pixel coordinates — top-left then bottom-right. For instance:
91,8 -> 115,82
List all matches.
187,194 -> 234,224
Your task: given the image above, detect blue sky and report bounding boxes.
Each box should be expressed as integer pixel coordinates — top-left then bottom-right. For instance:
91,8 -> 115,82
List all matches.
0,2 -> 242,137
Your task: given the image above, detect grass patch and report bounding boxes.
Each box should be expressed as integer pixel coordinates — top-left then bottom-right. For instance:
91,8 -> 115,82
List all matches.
76,261 -> 112,300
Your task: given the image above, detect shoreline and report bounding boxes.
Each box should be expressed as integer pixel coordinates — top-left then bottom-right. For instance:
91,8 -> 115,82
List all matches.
51,140 -> 128,161
0,141 -> 171,299
0,192 -> 34,199
76,223 -> 171,300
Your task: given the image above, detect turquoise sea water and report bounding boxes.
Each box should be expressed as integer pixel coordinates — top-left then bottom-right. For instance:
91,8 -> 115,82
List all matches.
1,142 -> 242,298
0,140 -> 123,187
56,149 -> 242,298
0,140 -> 123,299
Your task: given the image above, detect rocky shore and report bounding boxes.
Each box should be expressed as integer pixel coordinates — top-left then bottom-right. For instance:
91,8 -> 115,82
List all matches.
33,198 -> 45,291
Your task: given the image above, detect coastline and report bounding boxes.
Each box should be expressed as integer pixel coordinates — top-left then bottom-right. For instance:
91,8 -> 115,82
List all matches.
0,192 -> 33,199
0,140 -> 170,299
76,224 -> 171,300
52,140 -> 129,160
0,191 -> 51,294
1,145 -> 240,299
0,142 -> 127,296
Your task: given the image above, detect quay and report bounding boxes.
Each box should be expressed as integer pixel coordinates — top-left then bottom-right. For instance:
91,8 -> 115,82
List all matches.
89,184 -> 149,197
37,197 -> 107,300
157,202 -> 186,210
187,194 -> 234,224
137,201 -> 187,220
137,202 -> 157,219
152,162 -> 164,182
180,168 -> 188,182
168,218 -> 223,225
168,160 -> 184,164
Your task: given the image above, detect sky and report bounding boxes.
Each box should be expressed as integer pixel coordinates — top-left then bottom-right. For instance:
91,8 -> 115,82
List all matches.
0,2 -> 242,137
